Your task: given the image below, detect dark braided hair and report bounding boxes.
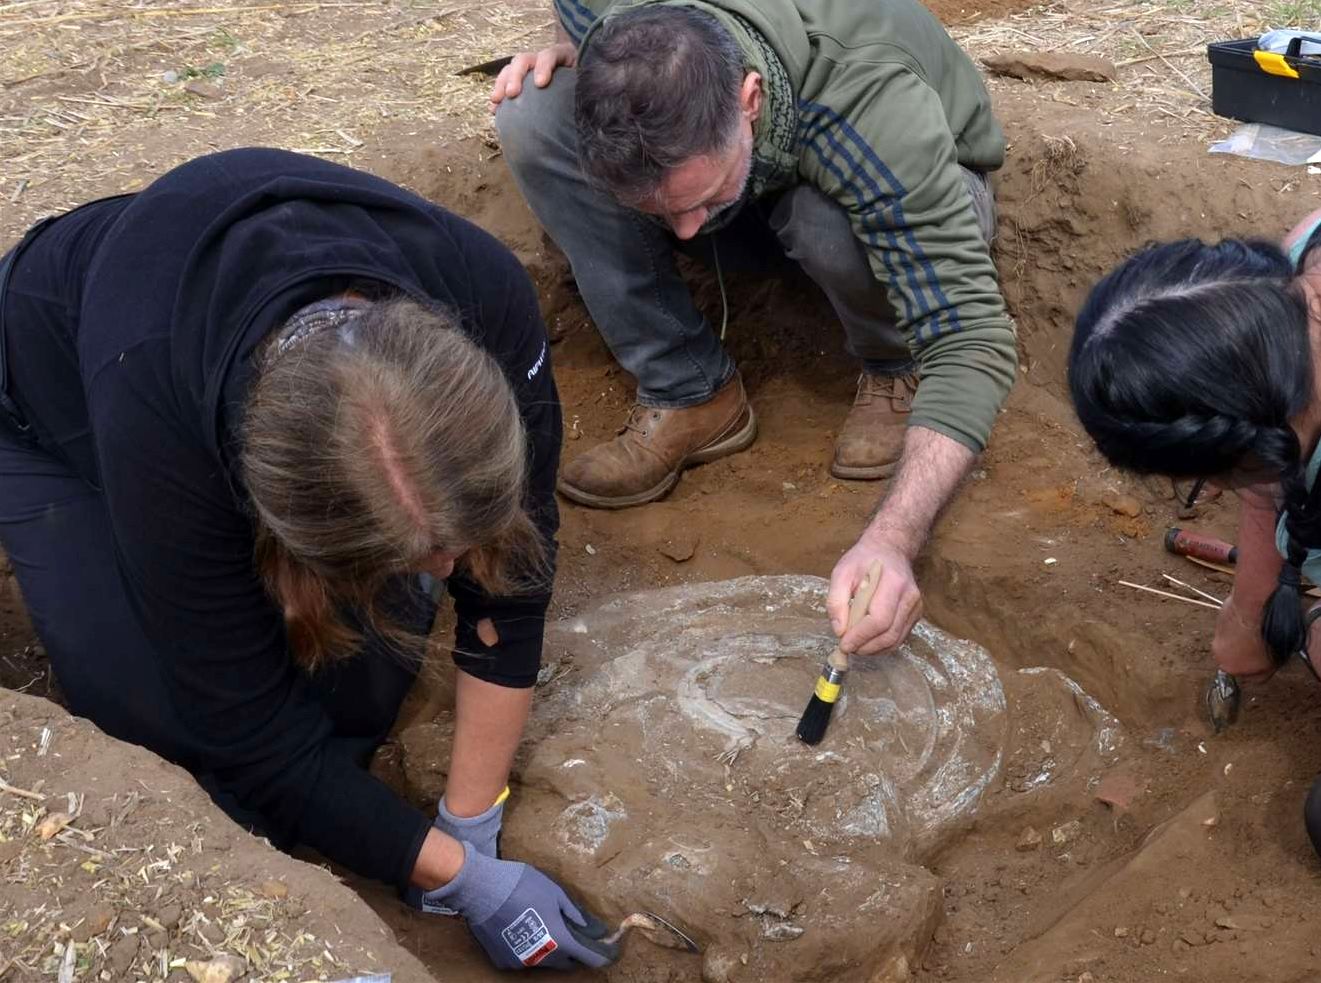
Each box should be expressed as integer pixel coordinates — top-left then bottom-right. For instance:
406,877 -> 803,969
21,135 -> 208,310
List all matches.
1069,237 -> 1318,664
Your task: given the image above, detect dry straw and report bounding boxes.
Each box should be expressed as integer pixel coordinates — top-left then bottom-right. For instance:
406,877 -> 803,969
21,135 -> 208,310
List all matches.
0,0 -> 553,243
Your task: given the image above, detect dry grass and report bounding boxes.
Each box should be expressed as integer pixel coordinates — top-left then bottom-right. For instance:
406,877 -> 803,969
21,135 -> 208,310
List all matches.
0,785 -> 352,980
0,0 -> 553,243
954,0 -> 1285,142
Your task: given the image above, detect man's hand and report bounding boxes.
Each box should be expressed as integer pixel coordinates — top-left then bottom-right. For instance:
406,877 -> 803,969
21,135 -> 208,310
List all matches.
490,41 -> 577,106
829,426 -> 976,655
828,533 -> 922,656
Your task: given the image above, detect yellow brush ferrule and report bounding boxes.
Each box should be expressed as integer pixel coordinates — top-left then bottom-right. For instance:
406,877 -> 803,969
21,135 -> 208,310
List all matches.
493,786 -> 512,807
814,676 -> 842,704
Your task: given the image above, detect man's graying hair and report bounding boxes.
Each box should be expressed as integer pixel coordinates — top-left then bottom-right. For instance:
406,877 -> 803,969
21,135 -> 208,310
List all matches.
575,5 -> 746,204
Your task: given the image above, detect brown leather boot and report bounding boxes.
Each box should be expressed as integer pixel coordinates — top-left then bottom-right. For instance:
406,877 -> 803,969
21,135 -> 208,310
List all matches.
830,371 -> 917,480
558,374 -> 757,508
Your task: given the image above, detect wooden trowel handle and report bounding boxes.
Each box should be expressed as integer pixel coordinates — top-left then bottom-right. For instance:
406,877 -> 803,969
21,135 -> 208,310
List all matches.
827,559 -> 884,672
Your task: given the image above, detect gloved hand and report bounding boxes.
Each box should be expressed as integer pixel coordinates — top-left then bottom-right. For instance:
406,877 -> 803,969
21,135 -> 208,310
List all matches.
434,789 -> 506,859
422,842 -> 619,971
405,789 -> 507,915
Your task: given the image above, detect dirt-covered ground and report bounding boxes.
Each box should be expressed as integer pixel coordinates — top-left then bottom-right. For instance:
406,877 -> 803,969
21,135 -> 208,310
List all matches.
4,0 -> 1321,981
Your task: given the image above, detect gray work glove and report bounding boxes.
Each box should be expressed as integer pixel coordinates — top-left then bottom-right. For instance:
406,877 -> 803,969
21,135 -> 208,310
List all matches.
434,793 -> 504,859
422,842 -> 619,971
404,793 -> 506,914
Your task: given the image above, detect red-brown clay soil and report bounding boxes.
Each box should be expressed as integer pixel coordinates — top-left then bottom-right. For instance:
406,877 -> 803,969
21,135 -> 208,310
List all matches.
6,0 -> 1321,980
346,84 -> 1321,982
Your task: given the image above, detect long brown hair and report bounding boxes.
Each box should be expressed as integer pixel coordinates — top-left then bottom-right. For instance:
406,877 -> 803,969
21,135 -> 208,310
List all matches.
241,296 -> 546,671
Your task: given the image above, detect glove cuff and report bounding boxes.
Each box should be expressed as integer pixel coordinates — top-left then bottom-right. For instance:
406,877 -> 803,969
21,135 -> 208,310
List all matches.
437,792 -> 505,834
423,841 -> 521,924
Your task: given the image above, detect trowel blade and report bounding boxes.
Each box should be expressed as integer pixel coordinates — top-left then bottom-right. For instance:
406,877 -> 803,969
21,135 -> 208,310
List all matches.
637,911 -> 701,953
1204,669 -> 1241,734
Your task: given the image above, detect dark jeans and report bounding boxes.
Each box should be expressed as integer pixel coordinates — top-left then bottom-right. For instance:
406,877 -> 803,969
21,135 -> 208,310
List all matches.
495,69 -> 996,407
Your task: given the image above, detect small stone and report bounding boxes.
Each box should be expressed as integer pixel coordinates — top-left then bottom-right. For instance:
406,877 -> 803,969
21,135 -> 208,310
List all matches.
584,544 -> 597,555
1052,820 -> 1083,845
1180,928 -> 1204,947
162,69 -> 180,84
72,903 -> 115,942
183,80 -> 223,99
1016,826 -> 1042,851
1078,974 -> 1095,983
1173,939 -> 1191,953
1215,916 -> 1239,930
658,534 -> 697,563
1114,926 -> 1129,938
782,482 -> 796,491
258,878 -> 288,900
184,954 -> 247,983
1140,929 -> 1156,945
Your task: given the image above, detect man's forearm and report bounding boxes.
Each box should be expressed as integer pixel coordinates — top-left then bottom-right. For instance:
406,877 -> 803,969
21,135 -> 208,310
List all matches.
446,670 -> 534,816
863,425 -> 976,556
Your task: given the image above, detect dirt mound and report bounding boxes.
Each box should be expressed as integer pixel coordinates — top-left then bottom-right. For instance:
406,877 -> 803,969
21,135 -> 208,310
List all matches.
0,689 -> 433,982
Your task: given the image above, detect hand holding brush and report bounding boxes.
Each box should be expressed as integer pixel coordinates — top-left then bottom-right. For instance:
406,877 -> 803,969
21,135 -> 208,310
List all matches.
796,559 -> 884,745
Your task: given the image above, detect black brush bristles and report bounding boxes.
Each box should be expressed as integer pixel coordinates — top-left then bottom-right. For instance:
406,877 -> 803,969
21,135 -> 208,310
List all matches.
796,665 -> 845,745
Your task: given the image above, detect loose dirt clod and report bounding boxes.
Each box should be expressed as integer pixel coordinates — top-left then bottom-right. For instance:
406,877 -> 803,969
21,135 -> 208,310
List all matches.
1016,827 -> 1043,851
34,810 -> 71,840
1102,493 -> 1143,518
1095,770 -> 1142,811
982,50 -> 1117,83
258,878 -> 289,899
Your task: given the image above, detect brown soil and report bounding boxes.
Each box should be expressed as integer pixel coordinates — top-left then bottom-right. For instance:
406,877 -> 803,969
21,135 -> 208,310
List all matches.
5,0 -> 1321,981
356,81 -> 1321,983
0,689 -> 436,982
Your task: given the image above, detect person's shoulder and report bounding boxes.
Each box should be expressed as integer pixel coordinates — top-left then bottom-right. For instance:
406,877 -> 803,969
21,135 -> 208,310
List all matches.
1283,207 -> 1321,255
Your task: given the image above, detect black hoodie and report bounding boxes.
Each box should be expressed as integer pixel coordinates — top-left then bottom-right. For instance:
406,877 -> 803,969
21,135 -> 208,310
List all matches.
4,148 -> 561,888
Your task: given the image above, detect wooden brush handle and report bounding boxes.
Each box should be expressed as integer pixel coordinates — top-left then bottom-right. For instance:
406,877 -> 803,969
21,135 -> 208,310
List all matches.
826,559 -> 884,672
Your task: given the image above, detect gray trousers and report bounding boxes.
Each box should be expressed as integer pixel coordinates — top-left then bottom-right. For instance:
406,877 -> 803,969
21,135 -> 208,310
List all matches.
495,69 -> 995,409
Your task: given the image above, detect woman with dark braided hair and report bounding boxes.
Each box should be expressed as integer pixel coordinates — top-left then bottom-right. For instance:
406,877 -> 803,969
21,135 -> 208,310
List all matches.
1069,207 -> 1321,854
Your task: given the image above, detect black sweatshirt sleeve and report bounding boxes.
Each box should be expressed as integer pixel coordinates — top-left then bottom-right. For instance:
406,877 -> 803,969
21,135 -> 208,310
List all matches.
445,229 -> 563,689
88,349 -> 430,889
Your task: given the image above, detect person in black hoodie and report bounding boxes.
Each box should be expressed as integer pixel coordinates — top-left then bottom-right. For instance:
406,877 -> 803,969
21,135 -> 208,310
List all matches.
0,148 -> 617,971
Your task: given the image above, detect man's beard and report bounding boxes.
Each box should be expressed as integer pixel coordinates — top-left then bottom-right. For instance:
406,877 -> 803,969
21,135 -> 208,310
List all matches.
703,134 -> 755,225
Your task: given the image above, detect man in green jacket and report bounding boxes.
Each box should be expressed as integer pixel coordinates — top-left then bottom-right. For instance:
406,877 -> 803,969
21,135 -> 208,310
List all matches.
492,0 -> 1016,654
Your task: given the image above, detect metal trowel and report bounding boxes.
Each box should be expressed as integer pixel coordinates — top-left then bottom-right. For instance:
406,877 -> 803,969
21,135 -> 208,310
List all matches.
604,911 -> 701,953
1204,669 -> 1241,734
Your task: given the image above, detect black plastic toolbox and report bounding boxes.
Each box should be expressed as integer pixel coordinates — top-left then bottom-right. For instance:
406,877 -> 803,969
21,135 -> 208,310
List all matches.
1207,38 -> 1321,137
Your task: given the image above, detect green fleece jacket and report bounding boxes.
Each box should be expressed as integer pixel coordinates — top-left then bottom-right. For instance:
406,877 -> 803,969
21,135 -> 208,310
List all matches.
557,0 -> 1017,451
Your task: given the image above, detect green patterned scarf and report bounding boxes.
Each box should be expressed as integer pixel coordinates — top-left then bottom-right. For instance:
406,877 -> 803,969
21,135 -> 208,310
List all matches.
696,8 -> 799,233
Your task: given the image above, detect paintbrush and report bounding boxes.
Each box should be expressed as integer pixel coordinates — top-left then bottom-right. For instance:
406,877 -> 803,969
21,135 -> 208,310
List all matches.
795,559 -> 884,745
